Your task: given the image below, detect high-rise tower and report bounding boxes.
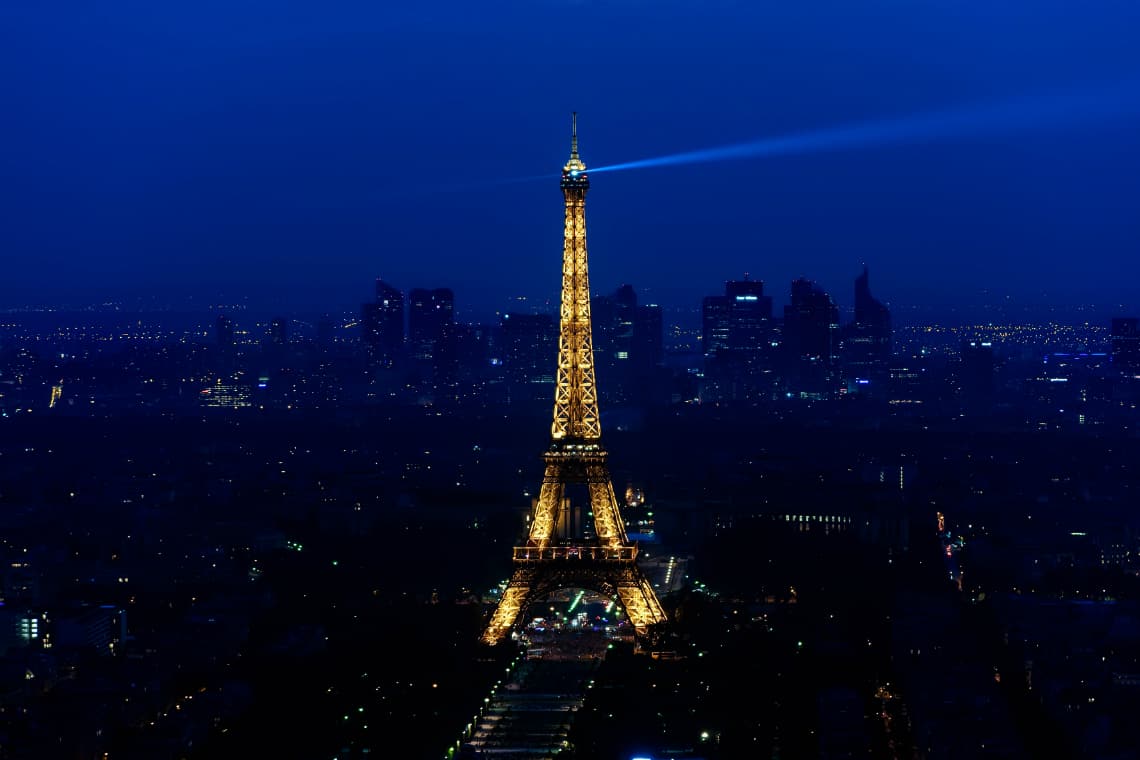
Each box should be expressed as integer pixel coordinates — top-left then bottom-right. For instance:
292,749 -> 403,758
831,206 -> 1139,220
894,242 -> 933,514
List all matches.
361,278 -> 405,367
782,277 -> 841,397
701,276 -> 776,402
841,266 -> 892,396
481,115 -> 668,647
408,287 -> 454,361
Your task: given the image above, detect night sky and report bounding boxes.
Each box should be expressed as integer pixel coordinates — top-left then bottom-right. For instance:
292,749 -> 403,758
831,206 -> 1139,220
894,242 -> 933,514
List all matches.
3,1 -> 1139,321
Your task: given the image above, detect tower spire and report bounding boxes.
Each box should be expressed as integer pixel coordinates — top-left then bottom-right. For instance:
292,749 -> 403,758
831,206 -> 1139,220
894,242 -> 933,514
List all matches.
563,112 -> 586,175
570,111 -> 579,160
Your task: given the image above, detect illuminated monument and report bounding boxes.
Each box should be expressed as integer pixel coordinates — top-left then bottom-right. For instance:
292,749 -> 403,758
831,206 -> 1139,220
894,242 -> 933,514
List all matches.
481,115 -> 668,646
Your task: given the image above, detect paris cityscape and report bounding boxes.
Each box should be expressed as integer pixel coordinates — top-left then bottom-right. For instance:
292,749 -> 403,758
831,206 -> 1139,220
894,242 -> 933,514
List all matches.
4,2 -> 1140,760
1,231 -> 1139,758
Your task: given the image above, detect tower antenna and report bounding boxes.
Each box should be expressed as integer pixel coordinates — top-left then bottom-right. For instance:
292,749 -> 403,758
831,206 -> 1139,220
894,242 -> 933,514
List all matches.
570,111 -> 579,159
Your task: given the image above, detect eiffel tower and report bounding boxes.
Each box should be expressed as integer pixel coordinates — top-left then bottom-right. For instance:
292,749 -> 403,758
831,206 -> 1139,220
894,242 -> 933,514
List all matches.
481,115 -> 668,647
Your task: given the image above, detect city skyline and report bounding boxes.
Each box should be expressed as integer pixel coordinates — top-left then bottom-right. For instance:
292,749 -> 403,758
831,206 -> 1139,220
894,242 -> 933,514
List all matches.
2,268 -> 1129,334
4,5 -> 1140,757
3,2 -> 1140,319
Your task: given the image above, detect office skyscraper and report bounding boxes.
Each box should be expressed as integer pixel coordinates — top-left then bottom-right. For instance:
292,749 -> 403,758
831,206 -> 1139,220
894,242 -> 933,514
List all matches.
361,278 -> 405,367
593,284 -> 638,405
701,294 -> 732,359
591,284 -> 666,407
841,266 -> 892,396
408,287 -> 455,361
701,275 -> 773,358
499,312 -> 557,403
699,276 -> 777,403
782,278 -> 840,398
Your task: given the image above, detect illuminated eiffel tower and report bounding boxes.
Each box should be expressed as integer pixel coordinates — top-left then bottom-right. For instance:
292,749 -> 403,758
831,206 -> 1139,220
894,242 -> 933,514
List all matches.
481,115 -> 668,647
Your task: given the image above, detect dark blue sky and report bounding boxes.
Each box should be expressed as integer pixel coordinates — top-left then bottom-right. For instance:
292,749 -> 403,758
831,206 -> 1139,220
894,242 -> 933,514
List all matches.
3,1 -> 1139,322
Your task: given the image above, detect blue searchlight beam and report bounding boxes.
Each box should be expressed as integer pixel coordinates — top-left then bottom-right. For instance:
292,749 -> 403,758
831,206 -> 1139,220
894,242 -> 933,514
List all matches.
586,81 -> 1140,176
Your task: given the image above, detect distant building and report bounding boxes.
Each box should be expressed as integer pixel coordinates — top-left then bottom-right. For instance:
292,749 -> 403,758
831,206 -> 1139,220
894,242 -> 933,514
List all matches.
701,292 -> 732,358
634,303 -> 665,378
959,339 -> 995,414
700,276 -> 777,403
841,266 -> 892,397
54,605 -> 125,657
434,322 -> 494,398
361,278 -> 405,367
702,276 -> 773,358
593,285 -> 635,401
592,284 -> 665,406
782,278 -> 840,398
200,377 -> 252,408
887,362 -> 927,407
408,287 -> 455,361
215,314 -> 235,349
1111,317 -> 1140,374
499,312 -> 557,403
725,278 -> 774,349
0,609 -> 45,655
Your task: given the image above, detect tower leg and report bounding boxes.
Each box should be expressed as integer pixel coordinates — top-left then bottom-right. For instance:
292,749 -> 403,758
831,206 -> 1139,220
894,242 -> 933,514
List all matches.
616,577 -> 668,636
481,580 -> 531,646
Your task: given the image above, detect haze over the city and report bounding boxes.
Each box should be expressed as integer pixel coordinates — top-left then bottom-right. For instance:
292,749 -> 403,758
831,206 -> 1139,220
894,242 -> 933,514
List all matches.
3,1 -> 1139,320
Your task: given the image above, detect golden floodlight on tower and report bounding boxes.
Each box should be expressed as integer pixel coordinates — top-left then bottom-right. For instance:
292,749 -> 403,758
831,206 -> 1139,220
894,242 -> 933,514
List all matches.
480,115 -> 667,647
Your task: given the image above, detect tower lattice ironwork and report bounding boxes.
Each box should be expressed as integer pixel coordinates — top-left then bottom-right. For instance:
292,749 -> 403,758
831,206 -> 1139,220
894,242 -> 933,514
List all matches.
481,115 -> 668,647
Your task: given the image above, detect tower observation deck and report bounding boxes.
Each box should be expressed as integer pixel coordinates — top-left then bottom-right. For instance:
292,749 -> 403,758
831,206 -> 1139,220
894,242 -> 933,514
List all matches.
480,115 -> 668,647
